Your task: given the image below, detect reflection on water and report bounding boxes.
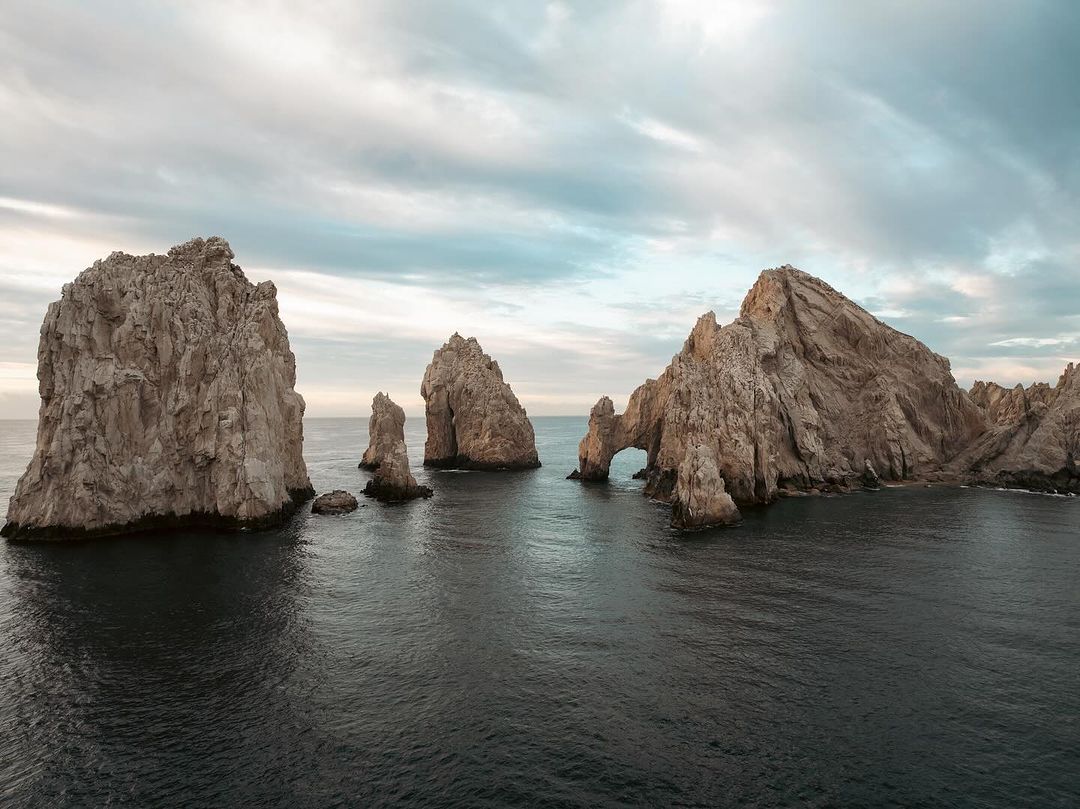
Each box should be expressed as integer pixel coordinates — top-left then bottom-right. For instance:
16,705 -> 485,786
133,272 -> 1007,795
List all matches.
1,417 -> 1078,807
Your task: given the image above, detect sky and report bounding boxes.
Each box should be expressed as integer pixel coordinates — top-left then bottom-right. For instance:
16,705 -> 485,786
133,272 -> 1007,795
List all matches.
1,0 -> 1078,418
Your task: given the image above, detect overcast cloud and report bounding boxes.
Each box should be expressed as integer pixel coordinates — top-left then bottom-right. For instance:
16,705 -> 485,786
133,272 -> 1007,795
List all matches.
1,0 -> 1078,417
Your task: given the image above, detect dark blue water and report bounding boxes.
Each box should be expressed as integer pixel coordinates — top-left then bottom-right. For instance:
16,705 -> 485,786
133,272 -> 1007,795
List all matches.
1,417 -> 1077,807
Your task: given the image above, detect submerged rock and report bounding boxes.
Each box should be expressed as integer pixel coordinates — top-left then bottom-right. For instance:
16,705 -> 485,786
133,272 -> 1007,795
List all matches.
671,443 -> 741,529
571,266 -> 987,520
360,392 -> 407,470
312,490 -> 359,515
2,237 -> 314,540
363,441 -> 433,502
420,333 -> 540,470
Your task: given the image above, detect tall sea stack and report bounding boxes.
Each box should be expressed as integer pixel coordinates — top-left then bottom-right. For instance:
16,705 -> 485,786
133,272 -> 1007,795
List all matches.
420,334 -> 540,470
2,237 -> 314,539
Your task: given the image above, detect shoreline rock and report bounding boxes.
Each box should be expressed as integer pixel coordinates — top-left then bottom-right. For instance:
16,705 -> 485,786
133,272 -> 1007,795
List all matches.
1,236 -> 314,540
420,334 -> 540,470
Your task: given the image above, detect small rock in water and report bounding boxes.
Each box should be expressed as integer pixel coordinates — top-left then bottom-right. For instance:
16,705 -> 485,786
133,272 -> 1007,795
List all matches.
312,490 -> 359,515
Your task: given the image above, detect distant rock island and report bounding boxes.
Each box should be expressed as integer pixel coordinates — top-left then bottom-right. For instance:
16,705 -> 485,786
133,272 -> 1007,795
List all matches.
420,333 -> 540,470
1,237 -> 314,539
569,265 -> 1079,527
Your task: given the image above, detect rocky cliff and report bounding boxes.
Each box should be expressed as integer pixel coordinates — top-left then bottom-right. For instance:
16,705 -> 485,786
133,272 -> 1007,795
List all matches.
2,237 -> 314,539
420,334 -> 540,470
955,363 -> 1080,493
571,266 -> 988,522
357,392 -> 432,501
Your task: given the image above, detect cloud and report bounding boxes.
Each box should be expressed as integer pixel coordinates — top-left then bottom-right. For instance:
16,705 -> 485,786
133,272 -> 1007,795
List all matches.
0,0 -> 1078,416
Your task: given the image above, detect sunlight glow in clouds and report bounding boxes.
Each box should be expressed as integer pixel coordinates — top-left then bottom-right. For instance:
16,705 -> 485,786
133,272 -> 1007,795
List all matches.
0,1 -> 1078,418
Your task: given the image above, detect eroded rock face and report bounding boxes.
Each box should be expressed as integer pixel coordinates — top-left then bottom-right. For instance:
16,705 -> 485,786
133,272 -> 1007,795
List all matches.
360,392 -> 406,469
420,334 -> 540,470
312,490 -> 359,515
363,441 -> 433,502
2,237 -> 314,540
671,443 -> 741,529
956,363 -> 1080,493
572,266 -> 987,513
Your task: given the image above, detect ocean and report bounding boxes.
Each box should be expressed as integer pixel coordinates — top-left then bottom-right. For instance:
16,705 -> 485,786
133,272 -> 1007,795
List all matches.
0,416 -> 1077,807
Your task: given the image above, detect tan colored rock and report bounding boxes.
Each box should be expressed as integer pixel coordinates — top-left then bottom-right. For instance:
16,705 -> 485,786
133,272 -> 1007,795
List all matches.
360,392 -> 406,469
363,440 -> 433,502
420,333 -> 540,470
572,266 -> 987,512
955,363 -> 1080,493
671,443 -> 741,529
2,237 -> 314,540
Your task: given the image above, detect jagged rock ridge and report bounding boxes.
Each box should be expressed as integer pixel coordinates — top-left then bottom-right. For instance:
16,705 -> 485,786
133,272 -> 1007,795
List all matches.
956,363 -> 1079,493
571,266 -> 988,522
2,237 -> 314,539
420,334 -> 540,470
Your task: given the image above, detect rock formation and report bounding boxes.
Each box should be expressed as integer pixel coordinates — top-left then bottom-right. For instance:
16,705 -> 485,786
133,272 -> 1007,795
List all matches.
955,363 -> 1080,493
312,490 -> 359,515
670,443 -> 741,529
2,237 -> 314,540
363,441 -> 433,502
360,392 -> 406,469
420,334 -> 540,470
570,266 -> 988,522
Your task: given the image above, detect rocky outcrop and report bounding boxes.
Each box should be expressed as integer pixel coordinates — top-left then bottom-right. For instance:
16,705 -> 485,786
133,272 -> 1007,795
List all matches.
363,441 -> 433,502
955,363 -> 1080,493
671,443 -> 741,529
360,392 -> 406,469
420,334 -> 540,470
2,236 -> 314,540
570,266 -> 987,520
312,490 -> 359,515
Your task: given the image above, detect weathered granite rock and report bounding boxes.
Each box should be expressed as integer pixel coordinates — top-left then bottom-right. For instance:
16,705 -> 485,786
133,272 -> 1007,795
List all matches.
671,443 -> 741,529
363,440 -> 433,502
572,266 -> 987,513
955,363 -> 1080,493
360,392 -> 406,469
420,333 -> 540,470
2,236 -> 314,540
312,490 -> 359,515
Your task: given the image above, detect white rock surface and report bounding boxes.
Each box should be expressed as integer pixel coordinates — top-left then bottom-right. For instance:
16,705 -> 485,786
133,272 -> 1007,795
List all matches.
2,237 -> 314,539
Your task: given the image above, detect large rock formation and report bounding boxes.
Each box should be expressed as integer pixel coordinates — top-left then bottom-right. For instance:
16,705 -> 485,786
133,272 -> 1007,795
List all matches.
570,266 -> 987,523
363,441 -> 433,502
955,363 -> 1080,493
420,334 -> 540,470
2,237 -> 314,540
360,392 -> 406,469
